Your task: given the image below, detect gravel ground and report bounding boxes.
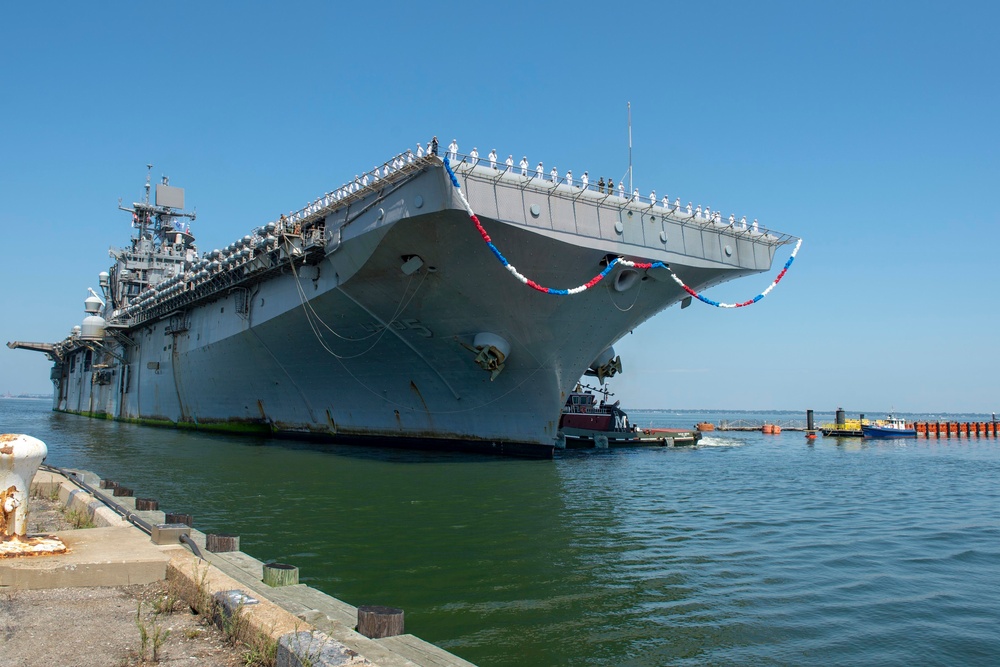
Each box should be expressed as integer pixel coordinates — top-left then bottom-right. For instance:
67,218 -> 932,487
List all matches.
0,495 -> 254,667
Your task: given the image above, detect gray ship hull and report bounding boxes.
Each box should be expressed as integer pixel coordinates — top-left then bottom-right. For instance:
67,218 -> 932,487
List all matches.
22,157 -> 793,457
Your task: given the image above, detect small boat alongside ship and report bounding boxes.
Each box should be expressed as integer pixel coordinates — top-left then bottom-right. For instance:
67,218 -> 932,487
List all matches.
557,384 -> 700,448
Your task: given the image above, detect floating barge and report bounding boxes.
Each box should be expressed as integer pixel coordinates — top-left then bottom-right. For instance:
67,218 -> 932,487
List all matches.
817,408 -> 1000,438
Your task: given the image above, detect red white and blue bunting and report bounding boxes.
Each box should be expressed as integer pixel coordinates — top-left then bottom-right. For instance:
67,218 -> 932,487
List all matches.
443,156 -> 801,307
669,237 -> 803,308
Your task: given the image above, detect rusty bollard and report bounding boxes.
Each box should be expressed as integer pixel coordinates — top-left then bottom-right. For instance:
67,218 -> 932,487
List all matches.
0,434 -> 48,539
0,434 -> 67,556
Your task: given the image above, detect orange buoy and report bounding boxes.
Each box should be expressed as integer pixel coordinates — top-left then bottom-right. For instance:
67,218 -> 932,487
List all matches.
696,422 -> 715,432
762,424 -> 774,434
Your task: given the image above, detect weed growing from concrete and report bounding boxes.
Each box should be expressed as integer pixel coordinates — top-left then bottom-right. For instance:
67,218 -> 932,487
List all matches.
191,561 -> 213,616
286,628 -> 325,667
63,507 -> 95,529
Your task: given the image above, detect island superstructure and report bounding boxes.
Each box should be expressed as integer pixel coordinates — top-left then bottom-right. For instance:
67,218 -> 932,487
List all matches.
8,145 -> 799,457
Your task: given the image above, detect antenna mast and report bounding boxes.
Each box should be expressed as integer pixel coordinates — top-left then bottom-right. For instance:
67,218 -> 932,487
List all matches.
627,102 -> 633,194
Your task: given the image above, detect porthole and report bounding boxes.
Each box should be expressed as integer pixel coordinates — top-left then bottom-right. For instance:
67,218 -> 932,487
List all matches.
530,204 -> 541,217
725,245 -> 733,257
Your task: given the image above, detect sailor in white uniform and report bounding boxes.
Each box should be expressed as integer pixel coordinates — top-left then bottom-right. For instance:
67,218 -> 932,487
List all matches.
488,149 -> 498,169
416,143 -> 424,158
470,147 -> 479,165
505,154 -> 514,171
536,162 -> 544,179
566,170 -> 573,187
519,156 -> 529,176
448,139 -> 458,161
581,172 -> 589,189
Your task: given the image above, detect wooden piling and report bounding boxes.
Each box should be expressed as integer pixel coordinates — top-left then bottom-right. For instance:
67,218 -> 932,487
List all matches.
262,562 -> 299,587
206,533 -> 240,553
135,498 -> 159,511
165,512 -> 194,527
357,605 -> 404,638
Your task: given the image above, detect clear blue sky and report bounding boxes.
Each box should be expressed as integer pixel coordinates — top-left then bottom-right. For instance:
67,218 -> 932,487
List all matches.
2,2 -> 997,414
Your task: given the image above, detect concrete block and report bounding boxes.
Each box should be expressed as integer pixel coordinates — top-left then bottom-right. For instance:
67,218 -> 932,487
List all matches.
0,526 -> 169,589
277,630 -> 370,667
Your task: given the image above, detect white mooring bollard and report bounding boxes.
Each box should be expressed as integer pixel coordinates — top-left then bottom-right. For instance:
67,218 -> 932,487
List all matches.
0,434 -> 48,540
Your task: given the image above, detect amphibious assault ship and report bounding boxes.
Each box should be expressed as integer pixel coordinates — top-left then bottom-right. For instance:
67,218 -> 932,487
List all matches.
9,146 -> 799,457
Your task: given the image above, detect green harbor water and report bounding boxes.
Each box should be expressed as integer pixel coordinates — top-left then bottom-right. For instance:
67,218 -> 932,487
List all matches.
3,398 -> 999,666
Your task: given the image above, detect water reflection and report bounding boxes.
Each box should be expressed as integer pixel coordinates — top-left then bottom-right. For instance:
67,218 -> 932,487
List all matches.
4,400 -> 1000,667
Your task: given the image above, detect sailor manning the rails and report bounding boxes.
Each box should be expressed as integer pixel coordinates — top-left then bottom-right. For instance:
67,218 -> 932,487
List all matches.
519,156 -> 529,176
470,147 -> 479,165
536,162 -> 544,178
448,139 -> 458,161
416,142 -> 424,158
488,149 -> 497,169
505,154 -> 514,171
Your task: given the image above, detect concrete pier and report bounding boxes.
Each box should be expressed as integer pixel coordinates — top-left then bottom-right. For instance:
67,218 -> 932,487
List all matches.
2,467 -> 477,667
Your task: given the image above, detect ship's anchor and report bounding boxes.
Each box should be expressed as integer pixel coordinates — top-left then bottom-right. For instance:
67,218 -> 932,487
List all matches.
468,332 -> 511,382
586,348 -> 623,385
474,346 -> 506,381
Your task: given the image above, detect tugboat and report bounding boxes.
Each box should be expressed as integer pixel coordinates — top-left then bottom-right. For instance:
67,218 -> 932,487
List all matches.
556,384 -> 701,449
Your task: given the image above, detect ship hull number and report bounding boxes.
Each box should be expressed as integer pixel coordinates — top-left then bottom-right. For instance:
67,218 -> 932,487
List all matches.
361,318 -> 432,337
